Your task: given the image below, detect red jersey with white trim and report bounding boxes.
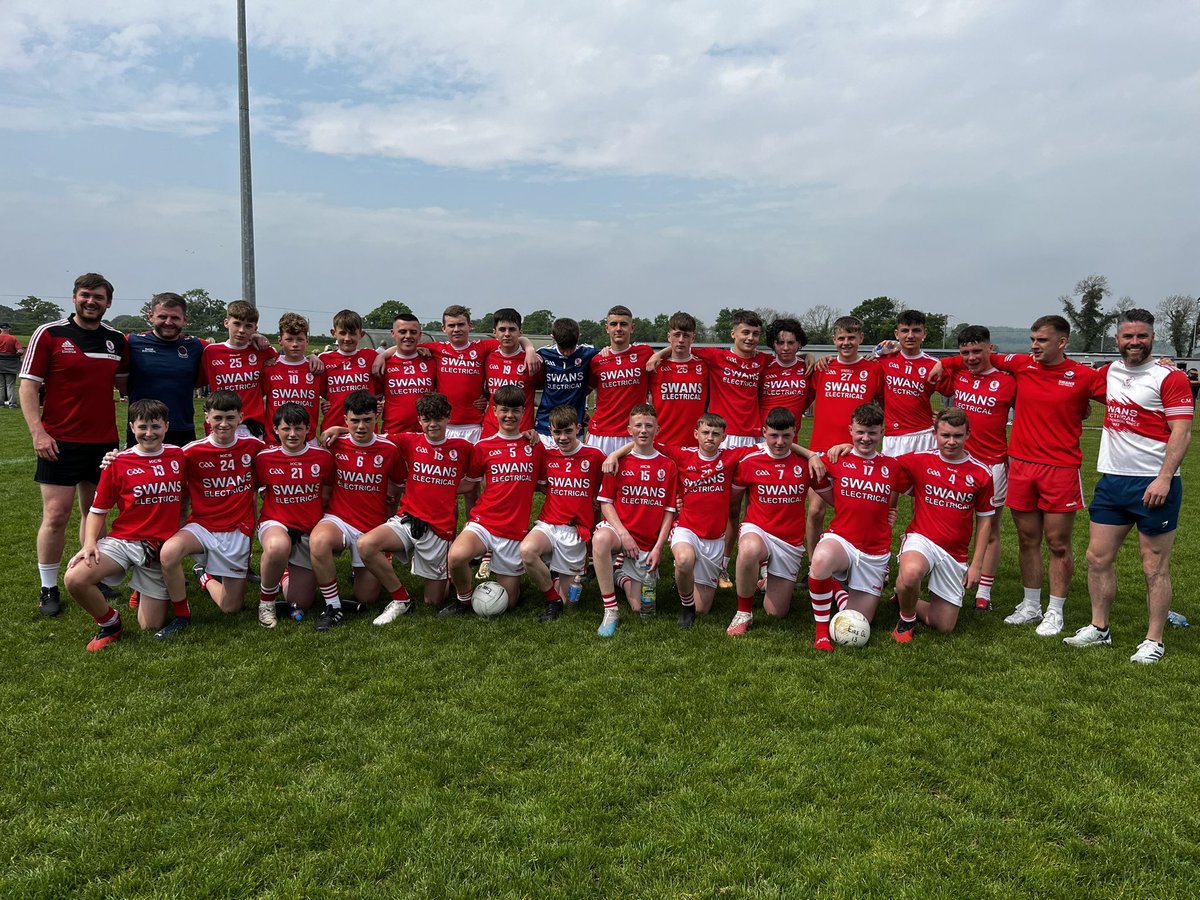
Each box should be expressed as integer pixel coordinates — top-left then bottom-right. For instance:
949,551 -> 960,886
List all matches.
936,367 -> 1016,465
20,316 -> 129,443
537,443 -> 607,536
467,432 -> 545,540
879,352 -> 939,436
482,348 -> 538,436
263,359 -> 325,443
598,450 -> 678,549
816,451 -> 908,555
382,353 -> 438,435
650,356 -> 709,447
693,347 -> 773,438
254,444 -> 334,533
588,344 -> 652,437
90,445 -> 186,544
183,435 -> 263,536
664,444 -> 752,541
810,358 -> 886,451
201,342 -> 274,424
759,358 -> 813,429
733,447 -> 811,546
898,450 -> 995,563
319,348 -> 381,430
391,432 -> 473,542
423,339 -> 499,426
326,434 -> 405,533
1099,359 -> 1195,477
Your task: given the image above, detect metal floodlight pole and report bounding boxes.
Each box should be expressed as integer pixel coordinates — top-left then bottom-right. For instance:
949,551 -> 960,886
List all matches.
237,0 -> 257,307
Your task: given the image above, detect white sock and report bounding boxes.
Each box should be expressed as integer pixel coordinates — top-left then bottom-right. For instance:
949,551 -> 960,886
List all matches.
1022,587 -> 1042,606
1048,595 -> 1066,614
38,563 -> 60,590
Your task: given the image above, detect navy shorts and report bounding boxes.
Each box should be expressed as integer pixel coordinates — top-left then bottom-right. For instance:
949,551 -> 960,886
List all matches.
34,440 -> 119,487
1089,473 -> 1181,535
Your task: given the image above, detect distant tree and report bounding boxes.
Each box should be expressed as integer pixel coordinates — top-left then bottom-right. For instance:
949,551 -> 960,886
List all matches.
1157,294 -> 1198,358
849,296 -> 901,344
15,295 -> 63,331
711,307 -> 737,341
109,314 -> 147,332
363,299 -> 414,330
798,304 -> 842,345
578,318 -> 607,347
925,313 -> 949,348
0,303 -> 16,324
1060,275 -> 1119,352
474,312 -> 495,334
521,309 -> 555,334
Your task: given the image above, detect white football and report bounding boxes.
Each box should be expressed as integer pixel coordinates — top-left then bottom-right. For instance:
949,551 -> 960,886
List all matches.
830,609 -> 871,647
471,582 -> 509,617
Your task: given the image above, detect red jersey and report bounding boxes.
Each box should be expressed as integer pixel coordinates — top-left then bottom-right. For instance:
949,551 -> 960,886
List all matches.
759,358 -> 813,429
263,358 -> 325,443
816,451 -> 908,555
201,342 -> 274,425
733,447 -> 810,546
424,339 -> 499,426
693,347 -> 773,437
21,316 -> 129,443
597,449 -> 678,549
651,356 -> 709,447
664,444 -> 752,540
393,432 -> 474,542
809,358 -> 886,451
382,353 -> 438,435
936,367 -> 1016,465
183,435 -> 263,536
254,444 -> 335,533
467,432 -> 545,540
326,434 -> 405,533
537,443 -> 607,536
879,352 -> 939,436
482,348 -> 538,436
899,450 -> 995,562
90,445 -> 186,544
588,344 -> 652,437
319,348 -> 381,430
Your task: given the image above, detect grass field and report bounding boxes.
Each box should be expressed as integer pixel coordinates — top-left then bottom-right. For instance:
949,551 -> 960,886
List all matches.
3,405 -> 1200,897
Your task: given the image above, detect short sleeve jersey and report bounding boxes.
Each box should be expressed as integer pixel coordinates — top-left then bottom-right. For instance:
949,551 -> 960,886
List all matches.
588,344 -> 652,437
326,434 -> 406,533
809,358 -> 886,452
183,435 -> 263,536
536,345 -> 600,434
90,445 -> 187,544
1099,359 -> 1195,477
467,433 -> 546,540
21,316 -> 129,443
759,359 -> 813,430
482,348 -> 538,436
732,447 -> 810,546
816,451 -> 908,555
898,450 -> 995,562
263,359 -> 326,443
537,443 -> 607,536
693,347 -> 773,438
937,367 -> 1016,465
664,444 -> 752,540
879,352 -> 939,436
597,450 -> 678,549
201,342 -> 274,425
319,348 -> 381,430
254,444 -> 335,533
393,432 -> 474,542
651,356 -> 709,448
126,332 -> 207,431
382,353 -> 438,435
424,339 -> 499,426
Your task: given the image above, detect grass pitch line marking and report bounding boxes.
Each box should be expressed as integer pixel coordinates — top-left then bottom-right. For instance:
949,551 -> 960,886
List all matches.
0,457 -> 31,467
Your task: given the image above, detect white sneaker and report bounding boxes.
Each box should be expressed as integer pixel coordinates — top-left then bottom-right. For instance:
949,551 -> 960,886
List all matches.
1035,608 -> 1064,636
1130,639 -> 1165,665
1063,624 -> 1111,647
257,601 -> 277,629
1004,600 -> 1043,626
726,611 -> 753,636
373,599 -> 413,625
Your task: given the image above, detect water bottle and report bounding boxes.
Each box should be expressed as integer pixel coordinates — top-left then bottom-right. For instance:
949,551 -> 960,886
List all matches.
291,603 -> 304,622
567,575 -> 583,604
639,564 -> 657,616
1167,609 -> 1190,628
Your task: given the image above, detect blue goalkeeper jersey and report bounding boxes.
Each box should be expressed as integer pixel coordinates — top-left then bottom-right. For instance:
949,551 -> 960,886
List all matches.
536,344 -> 600,434
127,331 -> 206,430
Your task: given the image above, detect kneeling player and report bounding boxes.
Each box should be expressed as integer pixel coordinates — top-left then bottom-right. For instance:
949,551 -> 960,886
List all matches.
357,392 -> 474,623
892,408 -> 995,641
65,400 -> 188,650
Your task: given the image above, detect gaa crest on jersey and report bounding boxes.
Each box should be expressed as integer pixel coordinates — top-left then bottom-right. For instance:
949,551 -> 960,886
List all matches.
178,346 -> 189,358
990,380 -> 999,391
581,460 -> 590,471
448,449 -> 458,460
105,340 -> 115,353
358,357 -> 366,368
128,467 -> 145,476
241,454 -> 253,467
171,460 -> 180,473
310,463 -> 322,476
631,353 -> 639,363
469,350 -> 478,359
249,354 -> 258,365
374,455 -> 384,467
794,465 -> 804,477
269,467 -> 286,476
859,370 -> 868,380
657,468 -> 665,480
966,474 -> 976,486
574,358 -> 583,367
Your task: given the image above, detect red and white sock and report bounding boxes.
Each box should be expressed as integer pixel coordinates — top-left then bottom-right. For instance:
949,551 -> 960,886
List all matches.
679,591 -> 695,608
318,580 -> 341,610
601,592 -> 618,612
834,588 -> 850,612
94,607 -> 120,628
976,574 -> 994,602
809,576 -> 835,639
260,584 -> 280,604
457,591 -> 473,606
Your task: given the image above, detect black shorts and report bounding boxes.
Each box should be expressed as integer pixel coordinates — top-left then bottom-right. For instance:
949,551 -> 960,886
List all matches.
125,427 -> 197,450
34,440 -> 119,487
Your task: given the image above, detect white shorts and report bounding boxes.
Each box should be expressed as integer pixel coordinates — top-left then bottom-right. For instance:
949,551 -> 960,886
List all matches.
462,522 -> 524,576
181,523 -> 251,579
96,537 -> 168,600
446,424 -> 483,444
257,519 -> 313,570
900,532 -> 967,607
989,461 -> 1009,507
738,522 -> 804,582
596,522 -> 655,584
585,433 -> 631,456
669,526 -> 724,588
720,434 -> 758,450
817,532 -> 890,597
529,521 -> 587,576
318,514 -> 366,568
884,430 -> 935,457
385,516 -> 451,581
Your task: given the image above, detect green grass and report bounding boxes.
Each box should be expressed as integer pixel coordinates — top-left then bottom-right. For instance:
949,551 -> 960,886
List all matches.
2,405 -> 1200,897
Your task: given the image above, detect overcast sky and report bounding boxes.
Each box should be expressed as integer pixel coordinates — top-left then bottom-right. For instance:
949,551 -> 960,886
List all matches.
2,1 -> 1197,330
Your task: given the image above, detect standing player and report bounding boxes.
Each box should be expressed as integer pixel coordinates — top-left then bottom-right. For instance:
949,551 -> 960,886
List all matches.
20,273 -> 129,617
1064,309 -> 1193,664
263,313 -> 325,445
758,318 -> 813,433
481,308 -> 538,436
891,408 -> 995,641
381,313 -> 437,437
200,300 -> 275,438
534,318 -> 600,447
878,310 -> 940,456
125,292 -> 206,448
319,309 -> 380,431
585,306 -> 653,455
649,313 -> 709,450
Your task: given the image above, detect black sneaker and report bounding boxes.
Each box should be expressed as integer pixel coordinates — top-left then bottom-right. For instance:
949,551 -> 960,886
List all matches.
437,601 -> 470,619
539,600 -> 564,623
677,606 -> 697,629
314,606 -> 344,631
38,586 -> 62,617
154,616 -> 191,641
98,583 -> 119,601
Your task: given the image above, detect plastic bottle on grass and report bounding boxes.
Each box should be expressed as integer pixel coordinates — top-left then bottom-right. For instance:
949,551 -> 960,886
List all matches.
639,564 -> 657,616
